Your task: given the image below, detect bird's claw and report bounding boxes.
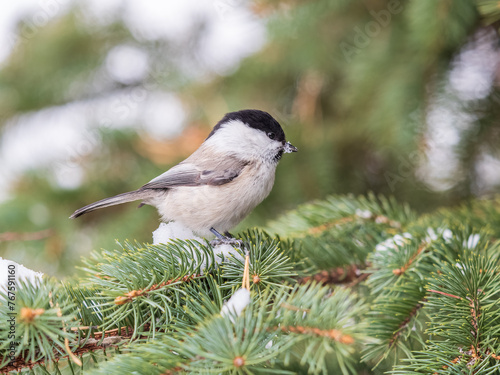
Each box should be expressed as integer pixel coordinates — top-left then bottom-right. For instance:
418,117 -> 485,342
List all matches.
209,227 -> 244,248
210,237 -> 244,248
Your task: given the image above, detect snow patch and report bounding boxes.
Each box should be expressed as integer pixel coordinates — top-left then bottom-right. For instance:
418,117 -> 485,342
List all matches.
375,233 -> 413,252
221,288 -> 250,319
355,209 -> 372,219
425,227 -> 480,248
0,257 -> 43,293
153,221 -> 244,272
153,221 -> 203,244
465,233 -> 480,249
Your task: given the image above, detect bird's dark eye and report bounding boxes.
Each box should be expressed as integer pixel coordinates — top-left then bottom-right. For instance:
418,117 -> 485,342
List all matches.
267,132 -> 276,140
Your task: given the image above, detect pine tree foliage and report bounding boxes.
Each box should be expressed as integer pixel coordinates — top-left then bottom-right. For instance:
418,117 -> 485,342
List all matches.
267,193 -> 416,270
78,239 -> 217,335
392,231 -> 500,374
91,283 -> 367,375
2,194 -> 500,374
0,279 -> 79,367
220,230 -> 298,290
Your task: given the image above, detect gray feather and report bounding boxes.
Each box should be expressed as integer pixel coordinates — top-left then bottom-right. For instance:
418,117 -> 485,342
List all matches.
69,190 -> 151,218
141,153 -> 249,190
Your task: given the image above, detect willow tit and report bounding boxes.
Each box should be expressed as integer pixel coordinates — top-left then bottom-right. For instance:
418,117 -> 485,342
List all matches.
70,109 -> 297,243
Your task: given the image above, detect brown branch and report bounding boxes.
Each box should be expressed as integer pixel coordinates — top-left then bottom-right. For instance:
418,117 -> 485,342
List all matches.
468,291 -> 482,363
1,325 -> 145,374
388,301 -> 425,348
468,296 -> 480,337
393,243 -> 428,276
298,264 -> 370,286
114,274 -> 200,305
0,229 -> 53,242
280,325 -> 355,345
347,272 -> 371,288
90,326 -> 133,339
428,289 -> 461,299
306,216 -> 355,236
294,211 -> 402,239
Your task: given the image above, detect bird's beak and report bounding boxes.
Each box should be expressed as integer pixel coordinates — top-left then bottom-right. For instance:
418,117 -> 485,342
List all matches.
283,141 -> 298,153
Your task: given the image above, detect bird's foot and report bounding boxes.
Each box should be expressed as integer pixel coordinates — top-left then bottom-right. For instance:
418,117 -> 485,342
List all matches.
210,237 -> 244,248
209,227 -> 244,248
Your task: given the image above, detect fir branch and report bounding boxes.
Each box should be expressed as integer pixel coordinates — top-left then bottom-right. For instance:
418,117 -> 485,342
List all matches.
367,235 -> 429,295
415,198 -> 500,241
0,279 -> 79,368
5,195 -> 500,373
90,283 -> 368,375
221,229 -> 298,290
303,211 -> 402,238
275,283 -> 368,375
113,274 -> 200,305
395,233 -> 500,373
392,243 -> 428,276
298,264 -> 370,287
1,326 -> 136,374
279,326 -> 355,345
267,193 -> 415,237
387,301 -> 425,349
63,283 -> 104,328
363,281 -> 427,367
79,239 -> 217,333
267,194 -> 416,271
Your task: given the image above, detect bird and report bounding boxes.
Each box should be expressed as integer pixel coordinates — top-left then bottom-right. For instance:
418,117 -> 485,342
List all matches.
70,109 -> 297,245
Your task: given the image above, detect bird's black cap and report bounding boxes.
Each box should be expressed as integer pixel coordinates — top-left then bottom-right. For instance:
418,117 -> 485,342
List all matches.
207,109 -> 286,143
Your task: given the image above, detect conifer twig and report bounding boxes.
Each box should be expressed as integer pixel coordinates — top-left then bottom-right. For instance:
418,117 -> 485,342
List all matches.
114,274 -> 199,305
303,212 -> 402,238
298,264 -> 370,286
392,243 -> 427,276
279,325 -> 355,344
427,289 -> 461,299
2,325 -> 144,373
388,301 -> 425,348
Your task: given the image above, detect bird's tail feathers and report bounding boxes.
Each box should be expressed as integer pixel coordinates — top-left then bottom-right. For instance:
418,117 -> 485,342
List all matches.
70,190 -> 150,219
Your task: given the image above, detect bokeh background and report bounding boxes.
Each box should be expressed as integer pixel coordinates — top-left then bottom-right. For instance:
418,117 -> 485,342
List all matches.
1,0 -> 499,277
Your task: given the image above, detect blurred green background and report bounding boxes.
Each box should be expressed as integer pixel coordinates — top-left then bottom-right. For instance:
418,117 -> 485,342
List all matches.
1,0 -> 500,277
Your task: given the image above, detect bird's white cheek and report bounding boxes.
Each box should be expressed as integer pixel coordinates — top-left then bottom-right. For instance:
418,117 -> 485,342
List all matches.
203,120 -> 273,159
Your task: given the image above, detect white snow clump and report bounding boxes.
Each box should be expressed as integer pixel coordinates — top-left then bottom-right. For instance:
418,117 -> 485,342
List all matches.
0,257 -> 43,293
375,233 -> 413,252
152,221 -> 244,272
220,288 -> 251,319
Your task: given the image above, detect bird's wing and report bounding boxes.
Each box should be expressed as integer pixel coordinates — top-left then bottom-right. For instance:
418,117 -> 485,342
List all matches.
141,154 -> 249,190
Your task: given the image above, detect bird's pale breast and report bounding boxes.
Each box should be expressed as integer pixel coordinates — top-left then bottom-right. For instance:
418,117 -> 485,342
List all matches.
156,160 -> 276,236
